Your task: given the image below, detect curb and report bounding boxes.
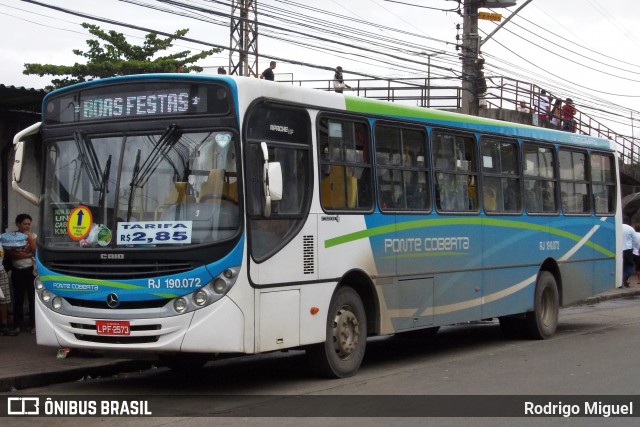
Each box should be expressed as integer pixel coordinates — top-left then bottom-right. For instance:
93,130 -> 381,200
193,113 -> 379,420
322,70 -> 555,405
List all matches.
579,288 -> 640,305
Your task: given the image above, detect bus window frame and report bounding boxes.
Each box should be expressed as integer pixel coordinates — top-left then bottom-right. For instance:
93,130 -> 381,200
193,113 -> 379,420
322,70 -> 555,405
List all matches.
317,113 -> 374,214
430,128 -> 480,215
243,100 -> 314,263
558,147 -> 592,215
589,150 -> 617,216
373,120 -> 431,214
521,140 -> 560,216
479,135 -> 522,215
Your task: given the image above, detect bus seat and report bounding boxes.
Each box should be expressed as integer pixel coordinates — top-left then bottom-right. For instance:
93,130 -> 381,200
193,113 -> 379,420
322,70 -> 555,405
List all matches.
200,169 -> 225,202
484,187 -> 497,212
154,182 -> 194,219
322,166 -> 347,209
346,175 -> 358,208
223,180 -> 238,204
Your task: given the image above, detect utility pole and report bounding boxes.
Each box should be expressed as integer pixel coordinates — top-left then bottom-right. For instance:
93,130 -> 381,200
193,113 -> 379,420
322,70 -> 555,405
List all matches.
230,0 -> 259,77
460,0 -> 481,116
460,0 -> 517,116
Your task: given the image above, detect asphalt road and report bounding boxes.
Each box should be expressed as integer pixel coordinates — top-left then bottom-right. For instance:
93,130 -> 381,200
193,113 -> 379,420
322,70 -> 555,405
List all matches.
4,295 -> 640,426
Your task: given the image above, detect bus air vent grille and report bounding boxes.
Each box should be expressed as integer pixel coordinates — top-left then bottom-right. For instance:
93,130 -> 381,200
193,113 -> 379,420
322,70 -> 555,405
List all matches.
303,235 -> 314,275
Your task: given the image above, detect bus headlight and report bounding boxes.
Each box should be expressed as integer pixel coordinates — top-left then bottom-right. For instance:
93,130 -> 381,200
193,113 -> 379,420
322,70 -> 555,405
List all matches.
42,289 -> 53,303
170,267 -> 240,314
212,278 -> 227,294
193,289 -> 207,306
35,277 -> 44,292
174,297 -> 187,313
52,297 -> 63,311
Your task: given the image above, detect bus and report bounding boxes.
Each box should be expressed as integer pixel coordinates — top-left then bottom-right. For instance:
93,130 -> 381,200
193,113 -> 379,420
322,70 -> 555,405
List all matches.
12,74 -> 620,378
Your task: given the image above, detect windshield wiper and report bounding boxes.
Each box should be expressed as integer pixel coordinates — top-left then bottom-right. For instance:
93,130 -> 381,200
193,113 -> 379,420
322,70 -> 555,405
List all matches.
134,124 -> 182,187
74,131 -> 112,222
73,131 -> 102,190
125,149 -> 141,221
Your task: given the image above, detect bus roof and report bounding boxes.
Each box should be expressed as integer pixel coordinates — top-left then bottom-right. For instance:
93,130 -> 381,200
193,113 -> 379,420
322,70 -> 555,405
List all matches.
44,74 -> 613,151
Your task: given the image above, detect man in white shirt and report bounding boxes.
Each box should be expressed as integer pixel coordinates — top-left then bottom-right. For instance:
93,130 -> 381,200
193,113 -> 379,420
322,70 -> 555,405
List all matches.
622,223 -> 635,287
536,89 -> 550,126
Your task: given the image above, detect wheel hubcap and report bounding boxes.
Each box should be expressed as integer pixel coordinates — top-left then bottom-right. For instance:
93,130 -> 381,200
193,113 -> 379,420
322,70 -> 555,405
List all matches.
331,306 -> 360,360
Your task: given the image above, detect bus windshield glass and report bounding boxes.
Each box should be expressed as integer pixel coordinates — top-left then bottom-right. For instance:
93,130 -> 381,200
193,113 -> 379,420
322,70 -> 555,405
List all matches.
42,127 -> 240,249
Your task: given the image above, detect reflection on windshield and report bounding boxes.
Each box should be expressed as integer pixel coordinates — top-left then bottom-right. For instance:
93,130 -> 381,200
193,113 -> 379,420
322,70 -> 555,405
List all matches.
42,129 -> 240,249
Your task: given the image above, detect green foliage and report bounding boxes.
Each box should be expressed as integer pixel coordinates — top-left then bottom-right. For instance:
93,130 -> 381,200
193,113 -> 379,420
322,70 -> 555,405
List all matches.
23,23 -> 219,90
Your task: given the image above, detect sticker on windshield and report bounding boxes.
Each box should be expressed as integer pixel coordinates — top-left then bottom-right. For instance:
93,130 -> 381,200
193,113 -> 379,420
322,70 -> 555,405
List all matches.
116,221 -> 193,245
67,205 -> 93,240
79,223 -> 112,247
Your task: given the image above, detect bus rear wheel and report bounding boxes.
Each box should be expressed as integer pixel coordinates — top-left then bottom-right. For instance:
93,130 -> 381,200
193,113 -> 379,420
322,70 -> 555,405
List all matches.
306,287 -> 367,378
526,271 -> 559,339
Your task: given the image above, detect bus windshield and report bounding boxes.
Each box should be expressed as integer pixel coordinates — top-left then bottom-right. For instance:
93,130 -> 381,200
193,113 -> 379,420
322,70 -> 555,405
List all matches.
42,127 -> 240,249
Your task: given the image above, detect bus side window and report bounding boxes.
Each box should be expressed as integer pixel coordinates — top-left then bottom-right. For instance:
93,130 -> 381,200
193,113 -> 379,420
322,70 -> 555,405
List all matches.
319,117 -> 372,211
591,153 -> 616,215
375,124 -> 429,211
481,137 -> 520,214
432,131 -> 477,213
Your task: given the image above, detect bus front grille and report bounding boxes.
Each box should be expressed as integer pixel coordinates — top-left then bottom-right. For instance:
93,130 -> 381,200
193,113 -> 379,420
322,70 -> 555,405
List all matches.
45,260 -> 196,279
66,298 -> 170,310
74,334 -> 160,344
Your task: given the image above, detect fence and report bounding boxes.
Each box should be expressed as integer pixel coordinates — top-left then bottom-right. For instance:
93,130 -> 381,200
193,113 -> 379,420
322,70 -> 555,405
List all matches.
284,74 -> 640,167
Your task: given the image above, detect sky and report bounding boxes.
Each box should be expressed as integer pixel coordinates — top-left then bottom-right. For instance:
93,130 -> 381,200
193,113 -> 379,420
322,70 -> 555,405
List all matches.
1,0 -> 639,138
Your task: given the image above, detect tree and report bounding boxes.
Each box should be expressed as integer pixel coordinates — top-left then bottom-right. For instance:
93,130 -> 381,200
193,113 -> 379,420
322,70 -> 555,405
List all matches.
24,23 -> 219,90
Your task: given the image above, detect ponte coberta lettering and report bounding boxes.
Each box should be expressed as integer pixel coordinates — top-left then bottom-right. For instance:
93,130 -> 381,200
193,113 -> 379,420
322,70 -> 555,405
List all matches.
384,236 -> 470,254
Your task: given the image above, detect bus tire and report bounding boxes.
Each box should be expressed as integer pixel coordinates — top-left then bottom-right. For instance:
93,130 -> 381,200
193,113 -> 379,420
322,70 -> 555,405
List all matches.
526,271 -> 559,339
306,287 -> 367,378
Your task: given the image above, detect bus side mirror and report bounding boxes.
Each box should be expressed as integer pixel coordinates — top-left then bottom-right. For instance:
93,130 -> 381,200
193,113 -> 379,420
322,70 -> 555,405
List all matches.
261,142 -> 283,217
12,122 -> 41,205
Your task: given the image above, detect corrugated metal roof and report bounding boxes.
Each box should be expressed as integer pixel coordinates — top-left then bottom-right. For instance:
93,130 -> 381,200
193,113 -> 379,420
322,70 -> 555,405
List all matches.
0,84 -> 47,112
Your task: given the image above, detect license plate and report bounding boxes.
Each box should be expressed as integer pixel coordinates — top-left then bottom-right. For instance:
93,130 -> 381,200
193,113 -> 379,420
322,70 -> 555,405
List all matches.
96,320 -> 130,336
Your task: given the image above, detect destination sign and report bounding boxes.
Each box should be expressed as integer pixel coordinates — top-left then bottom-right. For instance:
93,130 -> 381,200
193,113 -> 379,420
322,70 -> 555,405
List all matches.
81,91 -> 192,119
44,81 -> 231,124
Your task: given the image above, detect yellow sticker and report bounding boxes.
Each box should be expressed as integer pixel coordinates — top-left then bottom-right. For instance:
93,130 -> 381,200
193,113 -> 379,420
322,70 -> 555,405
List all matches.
67,205 -> 93,240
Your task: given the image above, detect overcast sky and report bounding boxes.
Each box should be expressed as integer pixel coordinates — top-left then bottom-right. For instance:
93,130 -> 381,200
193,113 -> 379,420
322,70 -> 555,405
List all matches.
1,0 -> 639,136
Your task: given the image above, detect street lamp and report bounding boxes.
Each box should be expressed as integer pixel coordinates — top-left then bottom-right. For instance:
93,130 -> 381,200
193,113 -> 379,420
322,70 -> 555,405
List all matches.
418,51 -> 445,108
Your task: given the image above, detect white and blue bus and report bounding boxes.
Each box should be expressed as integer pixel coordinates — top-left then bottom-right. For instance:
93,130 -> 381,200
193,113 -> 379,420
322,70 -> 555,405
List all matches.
13,74 -> 620,378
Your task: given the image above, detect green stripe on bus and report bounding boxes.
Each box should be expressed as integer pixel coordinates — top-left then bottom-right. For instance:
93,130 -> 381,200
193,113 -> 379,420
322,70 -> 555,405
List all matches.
344,96 -> 519,127
324,217 -> 614,257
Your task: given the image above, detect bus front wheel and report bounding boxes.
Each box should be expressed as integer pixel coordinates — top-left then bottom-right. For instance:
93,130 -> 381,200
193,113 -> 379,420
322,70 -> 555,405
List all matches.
526,271 -> 559,339
306,287 -> 367,378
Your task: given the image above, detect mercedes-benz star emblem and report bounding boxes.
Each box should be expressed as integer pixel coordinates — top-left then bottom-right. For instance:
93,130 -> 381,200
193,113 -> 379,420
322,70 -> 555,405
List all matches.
106,293 -> 120,308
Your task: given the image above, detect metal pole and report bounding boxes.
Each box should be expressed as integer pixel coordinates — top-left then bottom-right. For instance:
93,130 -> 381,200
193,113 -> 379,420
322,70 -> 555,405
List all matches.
461,0 -> 480,115
427,55 -> 431,108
